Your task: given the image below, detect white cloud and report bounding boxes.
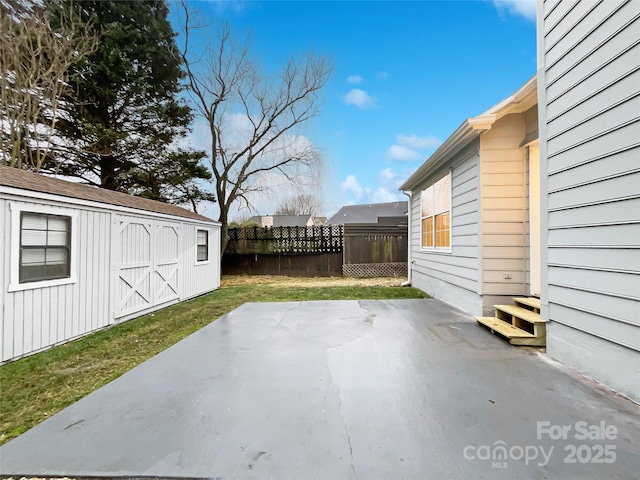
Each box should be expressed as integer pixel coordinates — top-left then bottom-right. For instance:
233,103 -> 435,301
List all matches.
386,133 -> 442,162
378,167 -> 406,191
386,144 -> 422,162
341,174 -> 365,200
371,169 -> 406,202
346,74 -> 364,84
379,168 -> 396,181
343,88 -> 376,109
371,187 -> 402,203
376,71 -> 389,80
397,133 -> 442,150
492,0 -> 536,21
334,169 -> 408,209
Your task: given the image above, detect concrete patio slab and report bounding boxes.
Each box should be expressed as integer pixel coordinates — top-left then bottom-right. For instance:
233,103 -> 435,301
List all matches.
1,299 -> 639,479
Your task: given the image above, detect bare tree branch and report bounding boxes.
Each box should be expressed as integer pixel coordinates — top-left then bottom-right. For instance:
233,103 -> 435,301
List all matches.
175,0 -> 332,253
0,0 -> 99,170
275,194 -> 322,216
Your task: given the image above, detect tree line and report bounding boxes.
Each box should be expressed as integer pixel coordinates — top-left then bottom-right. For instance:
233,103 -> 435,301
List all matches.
1,0 -> 331,250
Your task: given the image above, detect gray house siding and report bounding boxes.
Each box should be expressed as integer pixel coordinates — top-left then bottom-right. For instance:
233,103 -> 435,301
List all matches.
539,0 -> 640,401
410,138 -> 483,315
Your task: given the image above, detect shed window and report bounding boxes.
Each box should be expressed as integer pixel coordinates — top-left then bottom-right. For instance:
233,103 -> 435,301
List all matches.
20,212 -> 71,283
197,230 -> 208,262
421,172 -> 451,250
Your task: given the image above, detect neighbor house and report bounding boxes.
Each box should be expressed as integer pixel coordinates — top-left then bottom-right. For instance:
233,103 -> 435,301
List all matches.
249,214 -> 317,228
326,201 -> 408,226
400,76 -> 539,317
536,0 -> 639,401
0,166 -> 221,363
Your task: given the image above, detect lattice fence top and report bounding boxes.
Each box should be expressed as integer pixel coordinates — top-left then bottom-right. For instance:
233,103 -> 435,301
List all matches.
227,225 -> 343,254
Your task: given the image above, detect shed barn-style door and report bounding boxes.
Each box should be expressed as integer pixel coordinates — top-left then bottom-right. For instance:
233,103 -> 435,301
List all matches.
154,222 -> 180,305
113,216 -> 181,319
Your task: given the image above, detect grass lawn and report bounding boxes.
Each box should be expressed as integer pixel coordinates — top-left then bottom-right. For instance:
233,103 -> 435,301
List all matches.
0,277 -> 428,446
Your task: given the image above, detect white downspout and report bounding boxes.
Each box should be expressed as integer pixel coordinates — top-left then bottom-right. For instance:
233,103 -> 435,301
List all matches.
401,191 -> 412,286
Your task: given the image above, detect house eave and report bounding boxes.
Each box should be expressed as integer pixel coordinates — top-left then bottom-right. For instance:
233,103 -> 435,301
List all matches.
399,120 -> 480,190
399,74 -> 537,192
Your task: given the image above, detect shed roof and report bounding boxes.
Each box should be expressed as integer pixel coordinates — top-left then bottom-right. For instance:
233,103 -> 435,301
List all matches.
0,165 -> 216,223
326,201 -> 408,225
400,75 -> 536,190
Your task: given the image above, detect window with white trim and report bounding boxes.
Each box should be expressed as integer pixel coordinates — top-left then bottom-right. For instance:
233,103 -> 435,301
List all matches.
196,229 -> 208,262
20,212 -> 71,283
421,171 -> 451,250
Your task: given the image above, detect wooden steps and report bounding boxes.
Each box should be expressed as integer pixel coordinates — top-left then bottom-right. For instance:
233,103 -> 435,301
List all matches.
513,297 -> 540,312
475,297 -> 546,346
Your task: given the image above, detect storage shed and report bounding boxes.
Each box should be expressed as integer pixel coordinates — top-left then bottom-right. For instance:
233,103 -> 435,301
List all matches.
0,166 -> 221,363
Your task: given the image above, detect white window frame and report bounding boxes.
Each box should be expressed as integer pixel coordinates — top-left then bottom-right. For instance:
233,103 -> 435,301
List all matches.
9,202 -> 79,292
420,170 -> 453,253
195,228 -> 209,264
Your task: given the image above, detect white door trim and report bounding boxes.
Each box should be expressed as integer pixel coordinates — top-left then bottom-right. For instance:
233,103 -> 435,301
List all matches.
529,142 -> 541,297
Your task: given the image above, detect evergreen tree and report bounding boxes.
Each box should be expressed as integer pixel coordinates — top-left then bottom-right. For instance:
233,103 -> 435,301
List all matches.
46,0 -> 213,209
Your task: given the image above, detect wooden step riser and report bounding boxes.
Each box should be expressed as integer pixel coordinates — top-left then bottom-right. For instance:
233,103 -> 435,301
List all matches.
495,311 -> 545,336
476,314 -> 546,347
475,319 -> 546,347
509,336 -> 546,347
513,297 -> 541,311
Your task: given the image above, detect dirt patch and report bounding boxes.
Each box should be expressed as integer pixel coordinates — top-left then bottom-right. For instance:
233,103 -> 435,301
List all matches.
221,275 -> 408,288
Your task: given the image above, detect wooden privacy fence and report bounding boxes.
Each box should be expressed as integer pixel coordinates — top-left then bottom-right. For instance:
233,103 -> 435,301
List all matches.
223,225 -> 343,277
223,224 -> 408,277
226,225 -> 343,254
343,224 -> 408,278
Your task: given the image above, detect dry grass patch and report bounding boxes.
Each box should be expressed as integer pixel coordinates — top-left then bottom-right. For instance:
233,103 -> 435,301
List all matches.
221,275 -> 406,288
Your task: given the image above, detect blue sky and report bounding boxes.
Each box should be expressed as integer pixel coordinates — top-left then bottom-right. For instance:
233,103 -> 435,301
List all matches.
169,0 -> 537,219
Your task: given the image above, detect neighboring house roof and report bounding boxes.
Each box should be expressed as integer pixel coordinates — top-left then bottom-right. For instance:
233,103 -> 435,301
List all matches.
0,165 -> 216,223
272,215 -> 313,227
326,201 -> 408,225
400,75 -> 537,190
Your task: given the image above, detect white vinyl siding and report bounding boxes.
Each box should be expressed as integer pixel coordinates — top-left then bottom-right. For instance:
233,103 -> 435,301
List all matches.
181,225 -> 220,301
410,139 -> 482,315
2,202 -> 110,362
540,0 -> 640,400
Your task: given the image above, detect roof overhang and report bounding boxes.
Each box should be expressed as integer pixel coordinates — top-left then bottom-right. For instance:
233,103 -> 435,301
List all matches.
400,75 -> 537,191
399,120 -> 480,190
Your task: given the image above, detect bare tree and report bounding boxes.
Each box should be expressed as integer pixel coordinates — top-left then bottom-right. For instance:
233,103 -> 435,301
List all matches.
176,2 -> 332,253
275,194 -> 322,217
0,0 -> 99,170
